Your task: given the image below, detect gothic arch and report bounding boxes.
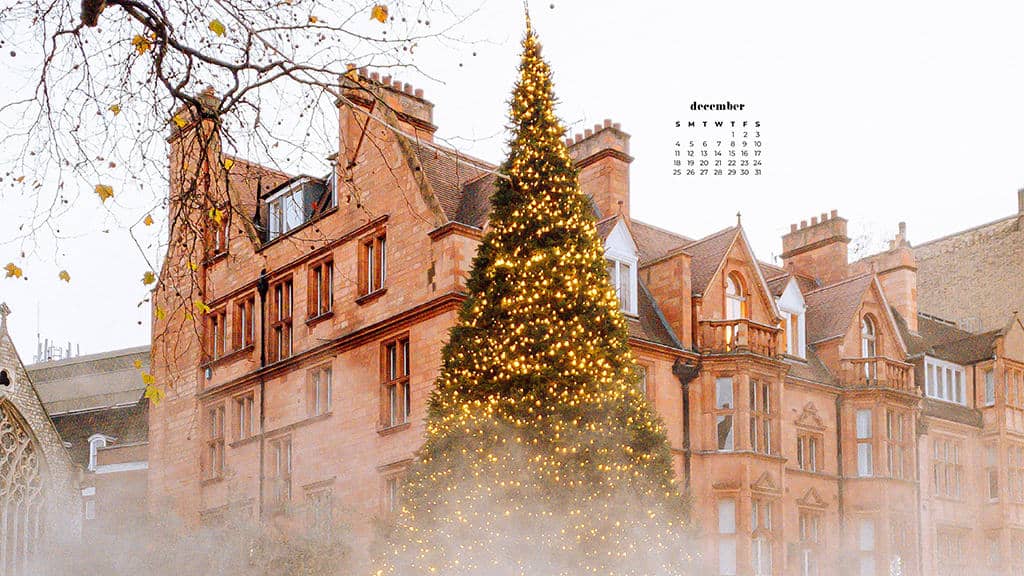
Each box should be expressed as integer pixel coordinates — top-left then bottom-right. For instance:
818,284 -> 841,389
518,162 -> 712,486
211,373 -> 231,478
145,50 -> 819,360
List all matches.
0,400 -> 46,575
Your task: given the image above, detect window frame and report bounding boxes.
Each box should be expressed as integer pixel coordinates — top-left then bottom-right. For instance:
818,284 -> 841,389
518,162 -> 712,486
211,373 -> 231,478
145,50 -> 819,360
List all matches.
307,364 -> 333,418
856,408 -> 873,477
308,258 -> 334,319
206,307 -> 229,361
381,336 -> 411,429
269,277 -> 294,363
714,376 -> 735,452
924,356 -> 967,405
725,272 -> 748,320
749,380 -> 772,455
360,230 -> 388,297
269,436 -> 293,505
717,498 -> 737,576
232,294 -> 256,351
205,404 -> 226,480
233,392 -> 256,441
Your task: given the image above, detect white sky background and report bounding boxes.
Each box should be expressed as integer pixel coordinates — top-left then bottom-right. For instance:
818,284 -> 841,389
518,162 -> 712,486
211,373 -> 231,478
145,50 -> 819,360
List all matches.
1,0 -> 1022,358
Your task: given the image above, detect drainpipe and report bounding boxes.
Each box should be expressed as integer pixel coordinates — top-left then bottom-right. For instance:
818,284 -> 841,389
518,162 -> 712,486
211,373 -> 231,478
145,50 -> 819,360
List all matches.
256,269 -> 269,519
835,394 -> 846,573
673,358 -> 701,489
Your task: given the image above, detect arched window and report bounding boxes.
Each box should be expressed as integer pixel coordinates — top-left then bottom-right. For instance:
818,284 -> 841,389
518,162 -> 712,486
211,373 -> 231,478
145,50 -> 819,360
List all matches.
88,434 -> 109,471
0,401 -> 45,572
0,370 -> 9,386
726,273 -> 747,319
861,316 -> 877,358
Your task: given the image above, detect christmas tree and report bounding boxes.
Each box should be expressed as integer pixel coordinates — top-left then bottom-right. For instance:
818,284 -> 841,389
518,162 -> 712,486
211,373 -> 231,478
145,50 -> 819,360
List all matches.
378,17 -> 693,576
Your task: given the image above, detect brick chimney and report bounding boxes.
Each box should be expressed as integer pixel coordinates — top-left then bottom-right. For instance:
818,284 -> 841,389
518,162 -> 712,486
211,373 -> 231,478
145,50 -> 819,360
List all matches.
781,210 -> 849,286
873,222 -> 918,331
566,119 -> 632,219
338,67 -> 436,168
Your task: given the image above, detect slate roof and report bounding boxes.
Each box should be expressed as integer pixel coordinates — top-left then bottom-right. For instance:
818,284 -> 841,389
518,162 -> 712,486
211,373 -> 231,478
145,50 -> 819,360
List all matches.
921,397 -> 983,428
932,330 -> 1000,364
784,350 -> 837,386
409,140 -> 495,226
895,312 -> 1000,364
803,274 -> 875,344
51,400 -> 149,469
631,220 -> 692,265
26,345 -> 149,414
766,274 -> 791,297
595,216 -> 619,240
685,227 -> 740,297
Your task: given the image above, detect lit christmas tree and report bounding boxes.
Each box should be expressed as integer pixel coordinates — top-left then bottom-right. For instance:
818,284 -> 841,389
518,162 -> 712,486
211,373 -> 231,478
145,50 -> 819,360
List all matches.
378,16 -> 693,576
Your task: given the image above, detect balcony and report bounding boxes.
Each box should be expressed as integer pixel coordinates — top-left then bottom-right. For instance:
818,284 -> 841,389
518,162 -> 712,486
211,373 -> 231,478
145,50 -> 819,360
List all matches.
698,319 -> 780,357
839,357 -> 914,392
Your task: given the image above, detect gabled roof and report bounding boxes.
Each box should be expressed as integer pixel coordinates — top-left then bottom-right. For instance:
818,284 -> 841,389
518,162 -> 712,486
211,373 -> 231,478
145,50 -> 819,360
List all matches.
50,400 -> 149,469
785,350 -> 837,386
766,275 -> 791,297
630,220 -> 692,265
894,312 -> 1000,365
26,345 -> 150,415
803,274 -> 875,344
685,226 -> 740,297
409,140 -> 495,227
596,216 -> 620,241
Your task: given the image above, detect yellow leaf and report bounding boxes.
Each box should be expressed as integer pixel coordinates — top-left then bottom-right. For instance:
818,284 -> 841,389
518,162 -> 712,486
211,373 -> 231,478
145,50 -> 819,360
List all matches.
109,104 -> 121,115
344,68 -> 360,83
185,312 -> 194,321
188,261 -> 198,272
3,263 -> 23,279
208,19 -> 226,36
172,115 -> 187,128
371,4 -> 388,22
131,34 -> 151,55
208,207 -> 224,226
142,372 -> 155,385
143,214 -> 154,226
58,270 -> 70,283
308,15 -> 318,23
223,158 -> 234,171
144,384 -> 165,404
133,359 -> 143,369
155,307 -> 166,321
142,271 -> 156,285
95,184 -> 114,203
194,300 -> 211,315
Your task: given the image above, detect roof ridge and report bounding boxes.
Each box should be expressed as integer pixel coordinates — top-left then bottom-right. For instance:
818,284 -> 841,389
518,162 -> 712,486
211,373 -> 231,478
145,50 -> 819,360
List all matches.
629,219 -> 693,242
409,139 -> 497,172
913,213 -> 1017,250
803,272 -> 873,296
25,344 -> 149,369
683,226 -> 738,249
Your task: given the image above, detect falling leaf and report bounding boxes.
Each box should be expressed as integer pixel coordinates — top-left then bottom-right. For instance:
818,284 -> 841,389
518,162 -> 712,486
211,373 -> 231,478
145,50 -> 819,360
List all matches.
142,372 -> 155,385
133,359 -> 143,369
308,15 -> 318,23
344,68 -> 360,82
142,271 -> 156,285
143,214 -> 154,226
155,307 -> 166,321
371,4 -> 388,22
144,383 -> 165,404
208,207 -> 224,226
3,263 -> 22,279
109,104 -> 121,115
58,270 -> 70,283
185,312 -> 193,321
95,184 -> 114,202
223,158 -> 234,171
131,35 -> 151,55
14,176 -> 24,183
208,19 -> 226,36
194,300 -> 211,315
172,115 -> 187,128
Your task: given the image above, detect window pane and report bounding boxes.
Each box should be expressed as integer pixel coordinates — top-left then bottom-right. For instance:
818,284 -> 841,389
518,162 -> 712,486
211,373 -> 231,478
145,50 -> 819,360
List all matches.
716,377 -> 733,409
619,262 -> 631,310
858,444 -> 873,477
856,409 -> 872,439
717,415 -> 734,451
859,519 -> 875,551
718,539 -> 737,576
718,499 -> 735,533
985,371 -> 995,406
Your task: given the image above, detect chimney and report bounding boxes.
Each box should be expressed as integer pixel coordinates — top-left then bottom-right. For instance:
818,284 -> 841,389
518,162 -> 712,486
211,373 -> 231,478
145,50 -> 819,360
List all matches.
871,222 -> 918,331
338,67 -> 436,161
567,119 -> 632,220
780,210 -> 849,285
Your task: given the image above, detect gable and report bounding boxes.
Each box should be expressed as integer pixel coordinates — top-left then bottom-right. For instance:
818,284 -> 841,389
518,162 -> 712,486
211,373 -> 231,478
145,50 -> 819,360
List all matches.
1004,314 -> 1024,363
845,277 -> 907,357
795,402 -> 826,430
796,487 -> 828,509
704,230 -> 781,323
751,471 -> 781,495
777,277 -> 806,314
604,219 -> 638,260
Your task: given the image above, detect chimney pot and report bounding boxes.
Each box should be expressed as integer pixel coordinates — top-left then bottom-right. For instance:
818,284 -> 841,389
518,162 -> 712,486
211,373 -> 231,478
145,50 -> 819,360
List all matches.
382,75 -> 391,84
359,67 -> 368,76
1018,188 -> 1024,213
403,83 -> 413,94
370,72 -> 380,81
830,209 -> 838,218
790,223 -> 798,233
574,134 -> 583,143
564,138 -> 573,147
594,123 -> 602,133
612,122 -> 621,130
821,212 -> 828,221
800,220 -> 807,229
414,88 -> 424,98
603,118 -> 612,128
392,80 -> 402,90
811,216 -> 819,225
898,221 -> 907,235
584,129 -> 593,138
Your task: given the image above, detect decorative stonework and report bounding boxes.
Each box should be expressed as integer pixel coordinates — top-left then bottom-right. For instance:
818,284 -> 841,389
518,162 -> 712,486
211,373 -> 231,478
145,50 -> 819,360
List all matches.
0,401 -> 45,575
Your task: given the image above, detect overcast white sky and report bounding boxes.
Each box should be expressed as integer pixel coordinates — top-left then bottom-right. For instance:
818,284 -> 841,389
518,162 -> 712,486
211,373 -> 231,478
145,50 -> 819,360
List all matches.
1,0 -> 1022,359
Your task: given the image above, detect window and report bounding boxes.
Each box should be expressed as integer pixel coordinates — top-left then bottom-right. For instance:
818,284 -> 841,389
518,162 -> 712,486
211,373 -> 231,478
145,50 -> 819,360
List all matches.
861,316 -> 877,380
797,434 -> 821,472
987,443 -> 999,501
206,405 -> 225,479
858,519 -> 875,576
308,259 -> 333,318
360,231 -> 387,296
634,365 -> 648,396
206,308 -> 228,361
382,337 -> 411,428
269,278 -> 293,363
234,393 -> 255,441
987,531 -> 1001,569
924,357 -> 967,405
87,434 -> 109,471
780,310 -> 804,357
606,258 -> 637,314
749,380 -> 771,454
270,437 -> 292,504
308,365 -> 332,417
386,476 -> 403,514
715,377 -> 734,451
717,499 -> 737,576
1009,368 -> 1024,409
725,273 -> 747,319
84,499 -> 96,521
307,488 -> 333,539
751,499 -> 773,576
885,409 -> 910,480
1009,444 -> 1024,503
936,529 -> 967,576
798,510 -> 822,576
985,369 -> 996,406
932,437 -> 962,498
856,409 -> 873,477
265,177 -> 334,240
207,207 -> 228,257
233,295 -> 255,350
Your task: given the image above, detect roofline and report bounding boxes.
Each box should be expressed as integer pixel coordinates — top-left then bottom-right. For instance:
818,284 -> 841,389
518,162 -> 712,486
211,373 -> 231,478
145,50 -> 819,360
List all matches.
628,218 -> 694,244
48,399 -> 145,418
803,272 -> 874,296
912,213 -> 1017,250
25,344 -> 150,370
637,280 -> 684,350
683,225 -> 737,249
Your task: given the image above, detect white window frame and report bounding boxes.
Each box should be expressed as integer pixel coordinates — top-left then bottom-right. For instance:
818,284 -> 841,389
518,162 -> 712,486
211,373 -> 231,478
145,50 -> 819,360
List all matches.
775,279 -> 806,358
603,221 -> 639,316
984,369 -> 996,407
924,356 -> 967,406
856,409 -> 873,477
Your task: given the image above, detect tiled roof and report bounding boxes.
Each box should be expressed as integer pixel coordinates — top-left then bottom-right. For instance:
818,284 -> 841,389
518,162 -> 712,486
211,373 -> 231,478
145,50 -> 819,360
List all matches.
455,173 -> 498,229
685,227 -> 740,297
627,282 -> 683,350
410,140 -> 495,225
630,220 -> 692,265
26,345 -> 149,414
931,330 -> 1000,365
784,350 -> 837,386
766,274 -> 791,297
51,400 -> 149,469
803,274 -> 875,344
894,312 -> 999,364
921,398 -> 982,428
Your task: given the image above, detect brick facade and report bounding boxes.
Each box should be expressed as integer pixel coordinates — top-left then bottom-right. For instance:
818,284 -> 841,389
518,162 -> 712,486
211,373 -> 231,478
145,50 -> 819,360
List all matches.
147,73 -> 1024,576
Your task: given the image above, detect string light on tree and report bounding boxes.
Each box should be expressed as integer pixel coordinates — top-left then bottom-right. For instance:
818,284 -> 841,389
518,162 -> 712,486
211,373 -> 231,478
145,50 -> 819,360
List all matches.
376,12 -> 694,576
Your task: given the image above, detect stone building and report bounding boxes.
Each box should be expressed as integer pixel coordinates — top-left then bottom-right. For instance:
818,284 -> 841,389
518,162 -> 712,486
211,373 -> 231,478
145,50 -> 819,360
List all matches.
25,345 -> 150,535
0,304 -> 80,574
147,73 -> 1024,576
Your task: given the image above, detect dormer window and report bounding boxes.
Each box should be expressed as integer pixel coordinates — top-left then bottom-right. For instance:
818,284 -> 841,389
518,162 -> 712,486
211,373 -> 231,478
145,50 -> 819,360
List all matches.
925,357 -> 966,405
725,273 -> 747,319
606,258 -> 636,315
264,175 -> 335,241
